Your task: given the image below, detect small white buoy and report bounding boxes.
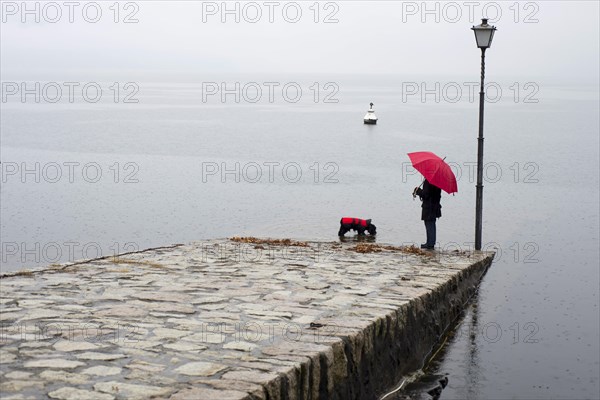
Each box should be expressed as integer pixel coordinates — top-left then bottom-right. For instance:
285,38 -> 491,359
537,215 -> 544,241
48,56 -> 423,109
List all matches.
364,102 -> 378,125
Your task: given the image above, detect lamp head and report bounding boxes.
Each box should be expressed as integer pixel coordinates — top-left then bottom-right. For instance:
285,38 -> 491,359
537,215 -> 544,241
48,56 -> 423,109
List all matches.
472,18 -> 497,49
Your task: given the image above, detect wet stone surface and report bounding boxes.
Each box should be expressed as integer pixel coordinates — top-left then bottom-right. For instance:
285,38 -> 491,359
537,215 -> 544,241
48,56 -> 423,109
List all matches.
0,239 -> 493,399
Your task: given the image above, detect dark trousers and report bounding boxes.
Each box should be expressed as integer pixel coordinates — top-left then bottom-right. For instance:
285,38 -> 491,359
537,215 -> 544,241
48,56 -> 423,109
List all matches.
424,219 -> 436,247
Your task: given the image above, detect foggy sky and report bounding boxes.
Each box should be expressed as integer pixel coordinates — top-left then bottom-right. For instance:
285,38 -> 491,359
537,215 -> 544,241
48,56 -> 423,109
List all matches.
1,1 -> 599,83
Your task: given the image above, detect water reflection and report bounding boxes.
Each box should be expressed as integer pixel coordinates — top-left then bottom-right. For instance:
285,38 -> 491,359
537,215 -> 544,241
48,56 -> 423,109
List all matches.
386,287 -> 485,400
338,235 -> 377,244
464,299 -> 482,400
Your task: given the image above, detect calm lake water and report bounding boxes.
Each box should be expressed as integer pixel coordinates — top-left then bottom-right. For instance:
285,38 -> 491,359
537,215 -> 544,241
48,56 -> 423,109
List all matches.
1,75 -> 598,399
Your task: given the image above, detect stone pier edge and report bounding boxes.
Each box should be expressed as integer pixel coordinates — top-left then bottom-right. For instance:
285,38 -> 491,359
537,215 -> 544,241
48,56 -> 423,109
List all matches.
253,253 -> 495,400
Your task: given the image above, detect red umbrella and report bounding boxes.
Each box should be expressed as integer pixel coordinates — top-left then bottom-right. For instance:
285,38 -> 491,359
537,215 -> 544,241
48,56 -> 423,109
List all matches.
407,151 -> 458,194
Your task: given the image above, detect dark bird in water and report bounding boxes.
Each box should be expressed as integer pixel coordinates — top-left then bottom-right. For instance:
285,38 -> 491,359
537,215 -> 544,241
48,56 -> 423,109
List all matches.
427,385 -> 443,399
439,377 -> 449,389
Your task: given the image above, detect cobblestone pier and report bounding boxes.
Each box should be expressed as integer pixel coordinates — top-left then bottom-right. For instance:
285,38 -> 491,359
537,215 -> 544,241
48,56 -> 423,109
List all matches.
0,238 -> 494,400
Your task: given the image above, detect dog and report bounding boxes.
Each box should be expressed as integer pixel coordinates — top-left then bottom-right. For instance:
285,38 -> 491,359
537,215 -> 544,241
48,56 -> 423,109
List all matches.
338,217 -> 377,236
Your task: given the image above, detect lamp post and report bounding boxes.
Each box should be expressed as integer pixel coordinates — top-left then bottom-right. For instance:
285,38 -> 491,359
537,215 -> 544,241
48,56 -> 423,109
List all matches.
471,18 -> 497,251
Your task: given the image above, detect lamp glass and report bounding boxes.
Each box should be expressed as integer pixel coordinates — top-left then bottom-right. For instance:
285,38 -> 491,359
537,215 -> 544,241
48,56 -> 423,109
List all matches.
475,29 -> 493,48
472,20 -> 496,49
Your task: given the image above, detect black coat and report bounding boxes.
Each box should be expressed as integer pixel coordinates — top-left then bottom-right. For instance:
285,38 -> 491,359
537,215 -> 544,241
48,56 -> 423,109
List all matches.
416,180 -> 442,221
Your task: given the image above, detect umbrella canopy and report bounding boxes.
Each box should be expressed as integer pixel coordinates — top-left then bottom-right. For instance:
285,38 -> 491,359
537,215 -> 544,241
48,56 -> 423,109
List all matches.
407,151 -> 458,194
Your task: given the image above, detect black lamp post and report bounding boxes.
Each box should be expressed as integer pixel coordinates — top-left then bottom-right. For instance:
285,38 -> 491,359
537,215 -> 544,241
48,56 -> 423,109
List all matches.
471,18 -> 497,251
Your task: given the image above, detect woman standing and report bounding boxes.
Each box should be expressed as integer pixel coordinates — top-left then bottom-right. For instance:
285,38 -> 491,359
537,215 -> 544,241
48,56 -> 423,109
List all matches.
414,179 -> 442,249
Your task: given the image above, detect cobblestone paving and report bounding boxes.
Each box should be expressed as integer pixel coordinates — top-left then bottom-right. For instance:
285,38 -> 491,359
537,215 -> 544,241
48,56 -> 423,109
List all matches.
0,239 -> 492,399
